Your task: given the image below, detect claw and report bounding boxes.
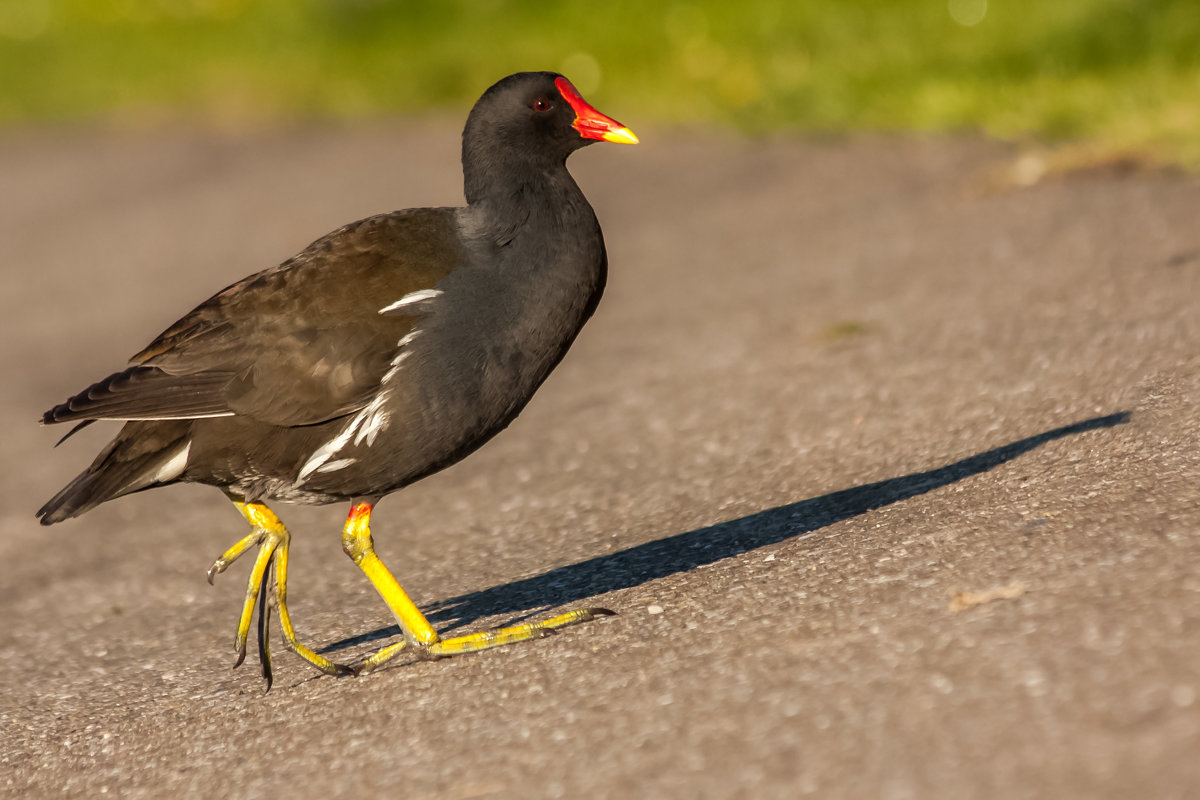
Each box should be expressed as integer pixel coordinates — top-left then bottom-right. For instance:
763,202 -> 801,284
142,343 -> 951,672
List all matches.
257,565 -> 273,692
214,502 -> 354,686
213,500 -> 613,687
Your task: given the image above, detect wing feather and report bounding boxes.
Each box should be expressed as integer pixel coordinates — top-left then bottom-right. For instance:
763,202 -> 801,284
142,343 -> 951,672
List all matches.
41,366 -> 236,424
43,208 -> 466,429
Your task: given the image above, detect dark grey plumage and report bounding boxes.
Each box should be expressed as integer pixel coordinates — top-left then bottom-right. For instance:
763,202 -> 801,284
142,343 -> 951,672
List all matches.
39,71 -> 625,522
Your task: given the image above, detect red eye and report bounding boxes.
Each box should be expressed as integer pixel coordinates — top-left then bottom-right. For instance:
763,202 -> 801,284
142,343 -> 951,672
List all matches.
533,98 -> 551,112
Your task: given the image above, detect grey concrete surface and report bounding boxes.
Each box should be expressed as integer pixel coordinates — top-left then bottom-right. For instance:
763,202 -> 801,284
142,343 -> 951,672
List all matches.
1,123 -> 1198,799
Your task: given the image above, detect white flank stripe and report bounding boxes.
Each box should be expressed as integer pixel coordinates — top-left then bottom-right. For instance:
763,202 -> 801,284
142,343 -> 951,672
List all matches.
297,424 -> 359,482
355,405 -> 389,447
295,325 -> 417,486
378,288 -> 442,315
316,458 -> 355,474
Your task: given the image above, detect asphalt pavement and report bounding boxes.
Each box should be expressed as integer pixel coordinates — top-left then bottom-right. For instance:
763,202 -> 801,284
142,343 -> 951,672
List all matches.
2,122 -> 1198,799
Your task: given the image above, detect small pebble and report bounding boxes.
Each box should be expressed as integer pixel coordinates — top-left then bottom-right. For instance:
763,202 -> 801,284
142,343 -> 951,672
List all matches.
647,605 -> 664,615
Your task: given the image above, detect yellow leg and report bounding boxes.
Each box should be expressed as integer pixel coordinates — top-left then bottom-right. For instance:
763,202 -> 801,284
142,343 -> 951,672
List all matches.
207,501 -> 350,688
341,502 -> 439,646
342,502 -> 615,675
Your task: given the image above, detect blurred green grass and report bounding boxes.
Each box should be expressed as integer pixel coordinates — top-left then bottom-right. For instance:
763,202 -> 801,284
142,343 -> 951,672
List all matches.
3,0 -> 1199,165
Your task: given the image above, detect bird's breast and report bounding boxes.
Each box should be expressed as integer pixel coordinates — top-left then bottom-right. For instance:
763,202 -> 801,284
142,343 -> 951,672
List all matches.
294,240 -> 605,498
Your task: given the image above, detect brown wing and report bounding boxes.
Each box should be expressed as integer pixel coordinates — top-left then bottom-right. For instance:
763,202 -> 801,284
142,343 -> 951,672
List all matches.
43,208 -> 465,428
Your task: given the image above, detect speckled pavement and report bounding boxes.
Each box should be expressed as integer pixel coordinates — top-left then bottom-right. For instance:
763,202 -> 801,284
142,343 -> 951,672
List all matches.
2,124 -> 1198,798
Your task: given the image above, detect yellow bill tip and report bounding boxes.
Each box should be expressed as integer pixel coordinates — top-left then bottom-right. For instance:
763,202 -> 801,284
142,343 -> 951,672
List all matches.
601,126 -> 639,145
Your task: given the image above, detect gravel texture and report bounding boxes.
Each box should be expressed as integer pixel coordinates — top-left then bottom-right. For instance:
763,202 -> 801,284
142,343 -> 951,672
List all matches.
2,123 -> 1198,799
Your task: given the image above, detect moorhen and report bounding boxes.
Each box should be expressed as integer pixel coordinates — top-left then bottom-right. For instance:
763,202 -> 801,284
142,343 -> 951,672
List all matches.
37,71 -> 637,688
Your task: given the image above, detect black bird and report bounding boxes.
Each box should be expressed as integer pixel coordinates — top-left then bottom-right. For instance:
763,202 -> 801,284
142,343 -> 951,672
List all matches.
38,72 -> 637,687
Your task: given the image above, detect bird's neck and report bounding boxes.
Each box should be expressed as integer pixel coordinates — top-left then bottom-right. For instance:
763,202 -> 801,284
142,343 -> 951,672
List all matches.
464,149 -> 580,200
461,159 -> 592,247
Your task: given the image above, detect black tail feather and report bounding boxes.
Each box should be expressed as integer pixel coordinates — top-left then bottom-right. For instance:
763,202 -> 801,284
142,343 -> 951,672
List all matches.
37,421 -> 192,525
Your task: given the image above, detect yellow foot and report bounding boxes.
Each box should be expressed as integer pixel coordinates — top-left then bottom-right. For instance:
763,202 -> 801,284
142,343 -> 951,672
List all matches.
354,607 -> 616,675
343,501 -> 614,676
206,499 -> 616,688
208,501 -> 353,690
344,498 -> 614,676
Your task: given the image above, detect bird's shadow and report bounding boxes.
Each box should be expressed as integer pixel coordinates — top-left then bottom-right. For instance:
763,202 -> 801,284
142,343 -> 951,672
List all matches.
321,411 -> 1129,654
